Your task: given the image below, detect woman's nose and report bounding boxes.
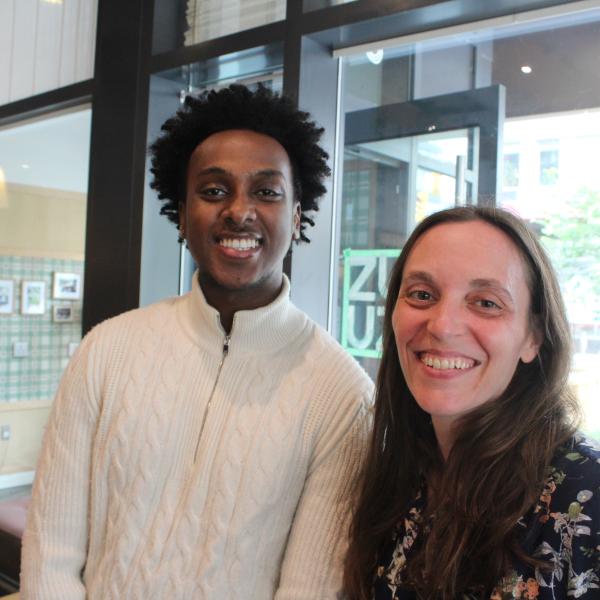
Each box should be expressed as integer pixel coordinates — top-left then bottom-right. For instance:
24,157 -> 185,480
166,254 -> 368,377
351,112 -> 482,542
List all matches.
426,300 -> 465,339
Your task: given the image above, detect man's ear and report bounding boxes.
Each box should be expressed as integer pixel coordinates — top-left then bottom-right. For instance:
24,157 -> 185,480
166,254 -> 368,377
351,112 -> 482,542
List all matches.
292,202 -> 301,241
178,202 -> 186,238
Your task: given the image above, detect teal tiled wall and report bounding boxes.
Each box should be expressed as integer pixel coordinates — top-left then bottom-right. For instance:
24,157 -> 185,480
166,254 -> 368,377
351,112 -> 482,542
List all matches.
0,256 -> 83,402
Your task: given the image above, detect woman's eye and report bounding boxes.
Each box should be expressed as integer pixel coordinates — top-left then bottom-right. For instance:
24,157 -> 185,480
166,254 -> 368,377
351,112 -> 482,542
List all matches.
475,298 -> 501,310
407,290 -> 433,302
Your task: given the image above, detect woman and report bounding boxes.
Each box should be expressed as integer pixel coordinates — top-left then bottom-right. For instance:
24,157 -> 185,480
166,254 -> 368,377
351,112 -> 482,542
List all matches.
344,206 -> 600,599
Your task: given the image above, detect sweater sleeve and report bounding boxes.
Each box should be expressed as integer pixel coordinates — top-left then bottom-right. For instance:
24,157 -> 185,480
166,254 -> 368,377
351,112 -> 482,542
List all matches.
275,365 -> 373,600
20,328 -> 102,600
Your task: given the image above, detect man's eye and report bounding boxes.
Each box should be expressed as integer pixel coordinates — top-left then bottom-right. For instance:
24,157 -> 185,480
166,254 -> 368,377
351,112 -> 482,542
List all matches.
200,187 -> 226,197
256,188 -> 282,199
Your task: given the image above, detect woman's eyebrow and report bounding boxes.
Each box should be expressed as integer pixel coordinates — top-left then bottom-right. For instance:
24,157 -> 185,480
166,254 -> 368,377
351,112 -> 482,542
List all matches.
469,278 -> 515,302
401,271 -> 436,286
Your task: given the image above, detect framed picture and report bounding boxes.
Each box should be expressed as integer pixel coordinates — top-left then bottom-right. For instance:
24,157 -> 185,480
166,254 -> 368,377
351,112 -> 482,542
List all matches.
0,279 -> 15,315
53,304 -> 74,323
53,272 -> 81,300
21,281 -> 46,315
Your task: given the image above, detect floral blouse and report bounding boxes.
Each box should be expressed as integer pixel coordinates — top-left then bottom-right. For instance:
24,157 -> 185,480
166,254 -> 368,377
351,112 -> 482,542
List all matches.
373,435 -> 600,599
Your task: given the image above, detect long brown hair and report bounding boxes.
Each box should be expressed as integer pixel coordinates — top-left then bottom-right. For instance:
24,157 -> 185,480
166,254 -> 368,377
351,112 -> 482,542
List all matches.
343,206 -> 579,600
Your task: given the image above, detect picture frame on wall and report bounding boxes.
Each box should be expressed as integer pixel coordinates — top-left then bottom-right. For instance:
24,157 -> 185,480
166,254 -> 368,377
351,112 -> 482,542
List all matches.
53,304 -> 74,323
21,280 -> 46,315
0,279 -> 15,314
52,272 -> 81,300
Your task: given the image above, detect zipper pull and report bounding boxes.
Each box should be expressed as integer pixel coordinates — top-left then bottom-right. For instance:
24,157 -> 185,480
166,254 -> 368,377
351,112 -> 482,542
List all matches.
223,335 -> 230,357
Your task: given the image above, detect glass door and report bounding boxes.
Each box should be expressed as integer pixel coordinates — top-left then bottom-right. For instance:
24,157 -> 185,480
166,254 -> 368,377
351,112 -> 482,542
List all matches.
336,86 -> 504,379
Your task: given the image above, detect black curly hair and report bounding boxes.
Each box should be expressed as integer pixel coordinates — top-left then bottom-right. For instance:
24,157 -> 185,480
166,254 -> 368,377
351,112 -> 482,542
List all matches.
149,83 -> 331,242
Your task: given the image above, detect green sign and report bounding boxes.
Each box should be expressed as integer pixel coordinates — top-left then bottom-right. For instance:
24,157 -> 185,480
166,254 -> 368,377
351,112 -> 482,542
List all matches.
340,248 -> 400,358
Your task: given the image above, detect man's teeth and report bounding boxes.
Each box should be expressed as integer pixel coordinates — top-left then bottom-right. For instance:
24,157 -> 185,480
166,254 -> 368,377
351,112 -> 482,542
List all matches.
420,355 -> 474,370
220,238 -> 259,250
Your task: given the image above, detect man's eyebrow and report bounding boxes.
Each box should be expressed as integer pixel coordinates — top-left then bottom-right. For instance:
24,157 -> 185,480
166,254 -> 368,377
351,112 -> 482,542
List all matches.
253,168 -> 286,179
193,167 -> 286,179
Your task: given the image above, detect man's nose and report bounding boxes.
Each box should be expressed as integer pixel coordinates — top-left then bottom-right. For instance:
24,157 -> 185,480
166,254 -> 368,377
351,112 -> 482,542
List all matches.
224,191 -> 256,225
426,299 -> 465,339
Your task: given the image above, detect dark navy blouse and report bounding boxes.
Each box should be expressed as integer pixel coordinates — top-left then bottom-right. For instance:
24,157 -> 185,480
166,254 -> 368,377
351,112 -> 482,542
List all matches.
373,435 -> 600,599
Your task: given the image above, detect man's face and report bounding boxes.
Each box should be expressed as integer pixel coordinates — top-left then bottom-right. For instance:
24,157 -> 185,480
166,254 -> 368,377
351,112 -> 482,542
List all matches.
180,129 -> 300,309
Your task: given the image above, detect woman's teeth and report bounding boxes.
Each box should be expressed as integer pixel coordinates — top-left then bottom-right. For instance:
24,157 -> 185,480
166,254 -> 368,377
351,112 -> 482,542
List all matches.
420,354 -> 475,370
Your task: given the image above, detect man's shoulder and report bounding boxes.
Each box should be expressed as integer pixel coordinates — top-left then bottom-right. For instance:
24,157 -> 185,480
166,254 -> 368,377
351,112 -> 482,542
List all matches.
87,294 -> 182,342
292,310 -> 374,395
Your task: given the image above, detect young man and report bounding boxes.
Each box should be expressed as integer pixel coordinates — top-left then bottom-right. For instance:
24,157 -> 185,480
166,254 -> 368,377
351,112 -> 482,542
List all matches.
21,85 -> 374,599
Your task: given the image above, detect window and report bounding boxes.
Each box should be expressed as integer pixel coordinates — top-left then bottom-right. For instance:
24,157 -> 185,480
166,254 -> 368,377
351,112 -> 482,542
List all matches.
328,6 -> 600,436
0,0 -> 97,105
0,108 -> 91,479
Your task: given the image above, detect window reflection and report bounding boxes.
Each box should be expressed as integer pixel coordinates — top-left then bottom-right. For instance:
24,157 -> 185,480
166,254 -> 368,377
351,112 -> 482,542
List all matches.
334,8 -> 600,436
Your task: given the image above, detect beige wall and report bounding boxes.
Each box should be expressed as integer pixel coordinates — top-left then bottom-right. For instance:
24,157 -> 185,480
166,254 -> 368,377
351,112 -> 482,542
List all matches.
0,183 -> 85,259
0,182 -> 84,475
0,401 -> 52,475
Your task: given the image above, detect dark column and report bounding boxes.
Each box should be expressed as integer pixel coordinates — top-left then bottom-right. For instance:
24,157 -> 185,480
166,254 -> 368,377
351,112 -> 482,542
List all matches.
82,0 -> 154,333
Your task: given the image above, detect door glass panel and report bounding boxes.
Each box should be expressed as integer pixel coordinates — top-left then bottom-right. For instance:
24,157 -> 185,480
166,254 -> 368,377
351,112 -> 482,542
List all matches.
339,129 -> 473,378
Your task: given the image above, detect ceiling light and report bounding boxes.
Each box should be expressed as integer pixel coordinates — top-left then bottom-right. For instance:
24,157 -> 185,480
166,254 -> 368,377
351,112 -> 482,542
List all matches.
521,65 -> 532,74
21,164 -> 30,169
366,49 -> 384,65
43,0 -> 64,4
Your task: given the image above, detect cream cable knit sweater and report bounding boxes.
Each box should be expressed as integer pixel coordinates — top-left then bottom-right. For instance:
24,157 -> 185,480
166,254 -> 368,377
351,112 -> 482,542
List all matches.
21,276 -> 373,599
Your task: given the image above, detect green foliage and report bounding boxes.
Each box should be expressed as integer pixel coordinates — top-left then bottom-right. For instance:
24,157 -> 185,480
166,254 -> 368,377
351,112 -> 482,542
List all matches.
539,188 -> 600,306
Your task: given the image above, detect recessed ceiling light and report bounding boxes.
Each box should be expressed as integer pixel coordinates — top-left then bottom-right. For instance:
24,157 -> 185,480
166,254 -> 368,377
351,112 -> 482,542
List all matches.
521,65 -> 532,74
21,164 -> 30,169
43,0 -> 63,4
366,49 -> 384,65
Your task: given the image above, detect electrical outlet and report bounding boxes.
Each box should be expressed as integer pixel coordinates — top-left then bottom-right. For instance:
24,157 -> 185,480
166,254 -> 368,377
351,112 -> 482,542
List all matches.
13,341 -> 29,358
0,424 -> 11,441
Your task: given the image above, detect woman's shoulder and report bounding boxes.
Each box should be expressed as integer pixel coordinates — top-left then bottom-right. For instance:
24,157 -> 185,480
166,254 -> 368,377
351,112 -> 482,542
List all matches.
551,433 -> 600,488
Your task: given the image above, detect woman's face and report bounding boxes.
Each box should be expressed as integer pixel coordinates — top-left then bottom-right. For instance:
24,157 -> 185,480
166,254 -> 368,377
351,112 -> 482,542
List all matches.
392,220 -> 540,435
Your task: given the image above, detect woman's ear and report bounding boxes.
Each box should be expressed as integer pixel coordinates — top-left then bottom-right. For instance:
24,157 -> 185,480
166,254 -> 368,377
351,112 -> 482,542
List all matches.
520,317 -> 542,364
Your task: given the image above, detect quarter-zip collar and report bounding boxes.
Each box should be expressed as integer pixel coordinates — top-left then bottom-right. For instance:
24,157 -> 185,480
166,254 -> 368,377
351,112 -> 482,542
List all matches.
177,271 -> 307,357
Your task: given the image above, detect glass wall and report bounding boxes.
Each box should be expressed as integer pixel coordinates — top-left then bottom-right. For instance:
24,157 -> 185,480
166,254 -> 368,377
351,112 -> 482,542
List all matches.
333,7 -> 600,435
0,107 -> 91,478
153,0 -> 285,53
0,0 -> 98,105
304,0 -> 358,10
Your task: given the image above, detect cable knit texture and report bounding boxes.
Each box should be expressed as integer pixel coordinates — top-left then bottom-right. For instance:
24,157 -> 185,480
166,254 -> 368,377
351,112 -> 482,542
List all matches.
21,275 -> 374,600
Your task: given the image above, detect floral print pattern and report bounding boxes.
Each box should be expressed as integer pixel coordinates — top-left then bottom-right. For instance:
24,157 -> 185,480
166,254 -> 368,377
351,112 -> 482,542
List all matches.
373,436 -> 600,600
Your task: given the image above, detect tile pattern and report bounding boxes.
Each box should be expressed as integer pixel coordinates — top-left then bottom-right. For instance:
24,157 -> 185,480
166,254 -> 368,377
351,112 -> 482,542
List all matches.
0,256 -> 83,403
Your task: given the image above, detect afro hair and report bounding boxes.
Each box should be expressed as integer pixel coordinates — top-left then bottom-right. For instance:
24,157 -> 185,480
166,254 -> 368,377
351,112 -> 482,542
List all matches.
149,84 -> 331,242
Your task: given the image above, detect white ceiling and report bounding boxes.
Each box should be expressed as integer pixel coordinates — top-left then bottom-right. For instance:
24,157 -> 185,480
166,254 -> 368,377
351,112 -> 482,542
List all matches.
0,108 -> 92,194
